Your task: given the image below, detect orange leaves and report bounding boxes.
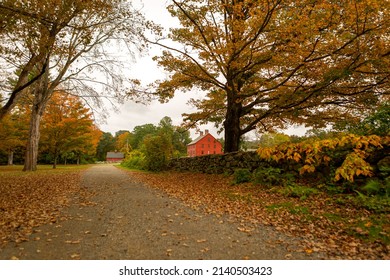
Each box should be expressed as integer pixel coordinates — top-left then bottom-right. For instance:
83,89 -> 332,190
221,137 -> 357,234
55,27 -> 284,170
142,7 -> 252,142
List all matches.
0,168 -> 89,246
40,91 -> 98,160
125,169 -> 388,259
293,152 -> 302,162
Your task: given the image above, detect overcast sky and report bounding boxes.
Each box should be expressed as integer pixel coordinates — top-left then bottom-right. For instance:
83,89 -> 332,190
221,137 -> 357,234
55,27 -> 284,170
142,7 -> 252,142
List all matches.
98,0 -> 211,139
98,0 -> 306,140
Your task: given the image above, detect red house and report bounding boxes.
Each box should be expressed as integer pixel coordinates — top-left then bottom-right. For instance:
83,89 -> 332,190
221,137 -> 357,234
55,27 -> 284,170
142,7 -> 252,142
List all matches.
187,130 -> 223,157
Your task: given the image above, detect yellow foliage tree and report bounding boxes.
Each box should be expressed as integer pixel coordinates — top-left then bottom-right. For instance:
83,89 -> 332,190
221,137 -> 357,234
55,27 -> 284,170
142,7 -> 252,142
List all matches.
147,0 -> 389,152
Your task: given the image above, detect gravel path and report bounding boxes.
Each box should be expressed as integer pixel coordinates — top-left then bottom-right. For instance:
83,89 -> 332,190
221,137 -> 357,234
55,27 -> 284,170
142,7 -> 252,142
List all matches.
0,165 -> 324,260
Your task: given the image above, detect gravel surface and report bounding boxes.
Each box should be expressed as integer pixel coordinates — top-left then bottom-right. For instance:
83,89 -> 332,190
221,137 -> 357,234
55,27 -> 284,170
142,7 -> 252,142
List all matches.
0,165 -> 324,260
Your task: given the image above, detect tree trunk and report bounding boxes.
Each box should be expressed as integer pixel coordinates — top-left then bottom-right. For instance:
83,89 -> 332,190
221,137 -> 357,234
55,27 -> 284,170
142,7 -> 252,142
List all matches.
23,62 -> 50,172
224,96 -> 242,153
7,150 -> 14,165
53,153 -> 58,169
23,104 -> 44,172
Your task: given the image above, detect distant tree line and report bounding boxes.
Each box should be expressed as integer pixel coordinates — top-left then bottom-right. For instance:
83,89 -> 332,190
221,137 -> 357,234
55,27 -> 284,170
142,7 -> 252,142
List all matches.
117,116 -> 192,171
0,91 -> 102,167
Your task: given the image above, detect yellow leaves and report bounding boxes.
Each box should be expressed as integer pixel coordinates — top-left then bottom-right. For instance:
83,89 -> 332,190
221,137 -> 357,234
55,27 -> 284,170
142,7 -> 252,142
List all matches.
323,155 -> 331,163
257,147 -> 272,160
334,152 -> 374,182
237,226 -> 254,233
299,165 -> 316,175
293,152 -> 301,162
257,134 -> 387,182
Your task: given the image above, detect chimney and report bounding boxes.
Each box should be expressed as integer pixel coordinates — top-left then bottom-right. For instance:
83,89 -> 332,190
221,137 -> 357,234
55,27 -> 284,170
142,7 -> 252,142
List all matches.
200,131 -> 204,136
205,129 -> 209,134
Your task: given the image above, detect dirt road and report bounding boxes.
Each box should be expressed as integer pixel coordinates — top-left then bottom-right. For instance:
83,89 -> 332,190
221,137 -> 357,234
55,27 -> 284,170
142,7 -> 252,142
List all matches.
0,165 -> 323,259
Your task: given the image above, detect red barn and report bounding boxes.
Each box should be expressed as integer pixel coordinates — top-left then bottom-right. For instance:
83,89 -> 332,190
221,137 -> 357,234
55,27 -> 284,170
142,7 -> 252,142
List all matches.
106,152 -> 124,162
187,130 -> 223,157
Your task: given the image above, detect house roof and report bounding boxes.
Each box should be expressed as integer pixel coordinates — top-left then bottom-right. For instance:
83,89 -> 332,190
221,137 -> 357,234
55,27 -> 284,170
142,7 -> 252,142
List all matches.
188,132 -> 219,146
106,152 -> 124,159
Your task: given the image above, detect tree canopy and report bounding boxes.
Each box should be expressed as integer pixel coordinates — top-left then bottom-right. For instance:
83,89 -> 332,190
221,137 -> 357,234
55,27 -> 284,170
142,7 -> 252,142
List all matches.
0,0 -> 146,171
150,0 -> 389,152
0,0 -> 145,118
40,91 -> 100,168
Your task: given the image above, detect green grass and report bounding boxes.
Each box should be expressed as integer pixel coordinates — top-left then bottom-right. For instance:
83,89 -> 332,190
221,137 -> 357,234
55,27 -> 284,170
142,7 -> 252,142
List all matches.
323,213 -> 344,222
0,164 -> 90,176
221,190 -> 254,203
116,164 -> 157,174
277,184 -> 319,200
349,216 -> 390,245
266,201 -> 311,215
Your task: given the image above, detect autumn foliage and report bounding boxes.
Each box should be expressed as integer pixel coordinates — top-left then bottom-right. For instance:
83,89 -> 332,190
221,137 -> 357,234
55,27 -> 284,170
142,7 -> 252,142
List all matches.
40,91 -> 101,167
257,134 -> 390,182
150,0 -> 389,152
0,91 -> 102,166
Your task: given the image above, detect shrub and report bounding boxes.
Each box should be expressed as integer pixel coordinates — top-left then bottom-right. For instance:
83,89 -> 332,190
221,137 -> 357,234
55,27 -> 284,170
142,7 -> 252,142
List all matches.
257,134 -> 389,182
253,167 -> 284,187
278,184 -> 318,200
354,191 -> 390,213
360,179 -> 390,197
121,150 -> 145,170
361,180 -> 382,196
142,134 -> 172,171
232,168 -> 252,184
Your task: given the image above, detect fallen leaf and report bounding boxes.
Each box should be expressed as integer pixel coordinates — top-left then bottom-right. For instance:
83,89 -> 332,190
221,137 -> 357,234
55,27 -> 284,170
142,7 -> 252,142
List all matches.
65,240 -> 81,244
70,253 -> 80,259
305,249 -> 313,254
197,239 -> 207,243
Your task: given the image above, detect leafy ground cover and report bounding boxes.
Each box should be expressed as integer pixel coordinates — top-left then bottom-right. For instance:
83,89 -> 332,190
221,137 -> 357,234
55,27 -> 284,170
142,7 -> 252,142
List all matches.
125,169 -> 389,259
0,165 -> 91,247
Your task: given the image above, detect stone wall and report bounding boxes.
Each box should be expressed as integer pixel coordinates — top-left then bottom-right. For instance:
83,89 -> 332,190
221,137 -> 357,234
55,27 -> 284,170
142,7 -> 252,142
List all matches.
168,151 -> 271,174
168,148 -> 390,180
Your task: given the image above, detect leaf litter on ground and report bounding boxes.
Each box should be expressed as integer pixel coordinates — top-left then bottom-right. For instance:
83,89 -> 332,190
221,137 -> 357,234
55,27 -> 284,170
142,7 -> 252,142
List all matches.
126,170 -> 389,260
0,166 -> 93,248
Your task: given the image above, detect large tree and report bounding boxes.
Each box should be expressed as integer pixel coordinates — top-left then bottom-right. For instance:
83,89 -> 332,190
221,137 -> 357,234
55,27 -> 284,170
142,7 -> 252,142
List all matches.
39,91 -> 96,169
149,0 -> 389,152
0,0 -> 146,170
